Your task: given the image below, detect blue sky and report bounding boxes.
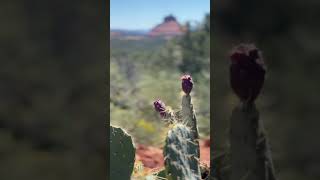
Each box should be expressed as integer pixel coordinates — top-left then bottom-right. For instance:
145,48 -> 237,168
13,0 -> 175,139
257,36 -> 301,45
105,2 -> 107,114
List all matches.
110,0 -> 210,30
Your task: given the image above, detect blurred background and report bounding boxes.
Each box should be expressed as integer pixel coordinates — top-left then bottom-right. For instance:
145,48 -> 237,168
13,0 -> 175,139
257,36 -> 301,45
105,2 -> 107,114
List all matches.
213,1 -> 320,180
0,1 -> 106,179
110,0 -> 210,173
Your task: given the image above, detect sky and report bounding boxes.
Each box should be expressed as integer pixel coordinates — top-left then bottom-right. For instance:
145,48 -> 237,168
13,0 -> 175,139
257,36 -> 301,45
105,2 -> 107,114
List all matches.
110,0 -> 210,30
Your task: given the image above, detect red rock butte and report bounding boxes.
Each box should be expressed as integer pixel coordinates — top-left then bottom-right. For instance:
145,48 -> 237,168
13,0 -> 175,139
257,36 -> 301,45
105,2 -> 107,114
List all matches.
148,15 -> 185,38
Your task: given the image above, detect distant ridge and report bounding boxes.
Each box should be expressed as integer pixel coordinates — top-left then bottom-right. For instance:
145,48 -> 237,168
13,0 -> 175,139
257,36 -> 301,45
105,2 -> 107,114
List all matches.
110,29 -> 149,40
111,29 -> 148,36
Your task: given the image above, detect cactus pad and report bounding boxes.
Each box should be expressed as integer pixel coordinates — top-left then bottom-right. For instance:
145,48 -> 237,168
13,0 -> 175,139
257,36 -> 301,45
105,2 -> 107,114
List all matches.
164,124 -> 201,180
110,125 -> 136,180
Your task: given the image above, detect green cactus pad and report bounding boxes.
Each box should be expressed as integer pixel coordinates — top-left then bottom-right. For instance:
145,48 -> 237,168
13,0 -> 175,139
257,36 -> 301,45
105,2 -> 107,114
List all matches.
110,125 -> 136,180
164,124 -> 201,180
181,94 -> 200,159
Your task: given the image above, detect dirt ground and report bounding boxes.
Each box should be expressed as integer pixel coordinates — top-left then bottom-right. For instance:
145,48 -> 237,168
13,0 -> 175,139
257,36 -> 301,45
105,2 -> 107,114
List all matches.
135,139 -> 210,170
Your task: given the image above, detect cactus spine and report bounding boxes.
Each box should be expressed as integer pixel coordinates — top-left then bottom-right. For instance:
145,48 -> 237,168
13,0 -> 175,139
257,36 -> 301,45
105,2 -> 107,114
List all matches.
110,125 -> 136,180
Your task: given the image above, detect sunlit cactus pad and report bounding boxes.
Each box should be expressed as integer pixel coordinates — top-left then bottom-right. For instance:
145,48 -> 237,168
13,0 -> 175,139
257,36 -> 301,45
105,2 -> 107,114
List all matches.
164,123 -> 201,180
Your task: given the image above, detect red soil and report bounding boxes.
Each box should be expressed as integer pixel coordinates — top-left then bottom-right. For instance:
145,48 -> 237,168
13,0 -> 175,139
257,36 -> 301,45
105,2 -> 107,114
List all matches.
135,139 -> 210,170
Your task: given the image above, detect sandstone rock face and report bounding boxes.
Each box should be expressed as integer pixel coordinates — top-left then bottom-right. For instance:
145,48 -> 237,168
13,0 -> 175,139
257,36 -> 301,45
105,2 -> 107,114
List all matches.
148,15 -> 184,38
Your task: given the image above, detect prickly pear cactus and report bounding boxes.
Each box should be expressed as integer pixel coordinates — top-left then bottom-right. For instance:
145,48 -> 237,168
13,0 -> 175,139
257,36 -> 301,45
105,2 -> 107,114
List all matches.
180,75 -> 200,160
164,123 -> 201,180
110,125 -> 135,180
228,44 -> 277,180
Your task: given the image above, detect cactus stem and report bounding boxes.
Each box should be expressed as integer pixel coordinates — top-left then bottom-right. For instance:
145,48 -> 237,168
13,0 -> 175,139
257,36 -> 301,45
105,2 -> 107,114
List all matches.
181,94 -> 199,140
230,103 -> 277,180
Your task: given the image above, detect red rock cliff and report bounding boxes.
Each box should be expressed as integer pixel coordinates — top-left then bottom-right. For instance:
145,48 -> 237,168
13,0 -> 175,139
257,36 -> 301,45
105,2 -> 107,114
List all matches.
148,15 -> 184,37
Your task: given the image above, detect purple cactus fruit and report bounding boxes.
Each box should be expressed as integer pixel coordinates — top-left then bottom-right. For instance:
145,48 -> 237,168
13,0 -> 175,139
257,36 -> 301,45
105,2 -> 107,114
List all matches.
181,74 -> 193,95
153,99 -> 166,112
229,44 -> 266,103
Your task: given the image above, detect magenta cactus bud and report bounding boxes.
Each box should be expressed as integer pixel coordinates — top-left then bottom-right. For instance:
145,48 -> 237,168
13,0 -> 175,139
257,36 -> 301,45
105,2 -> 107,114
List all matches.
153,99 -> 166,113
229,44 -> 266,103
181,74 -> 193,95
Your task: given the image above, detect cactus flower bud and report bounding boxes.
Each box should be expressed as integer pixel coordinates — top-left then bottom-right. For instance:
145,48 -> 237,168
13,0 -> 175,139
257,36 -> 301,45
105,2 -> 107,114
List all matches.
153,99 -> 166,117
229,44 -> 266,103
181,74 -> 193,95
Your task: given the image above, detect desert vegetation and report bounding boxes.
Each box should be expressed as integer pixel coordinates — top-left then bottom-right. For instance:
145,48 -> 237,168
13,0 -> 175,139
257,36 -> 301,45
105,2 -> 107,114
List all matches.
110,74 -> 210,179
110,13 -> 210,179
